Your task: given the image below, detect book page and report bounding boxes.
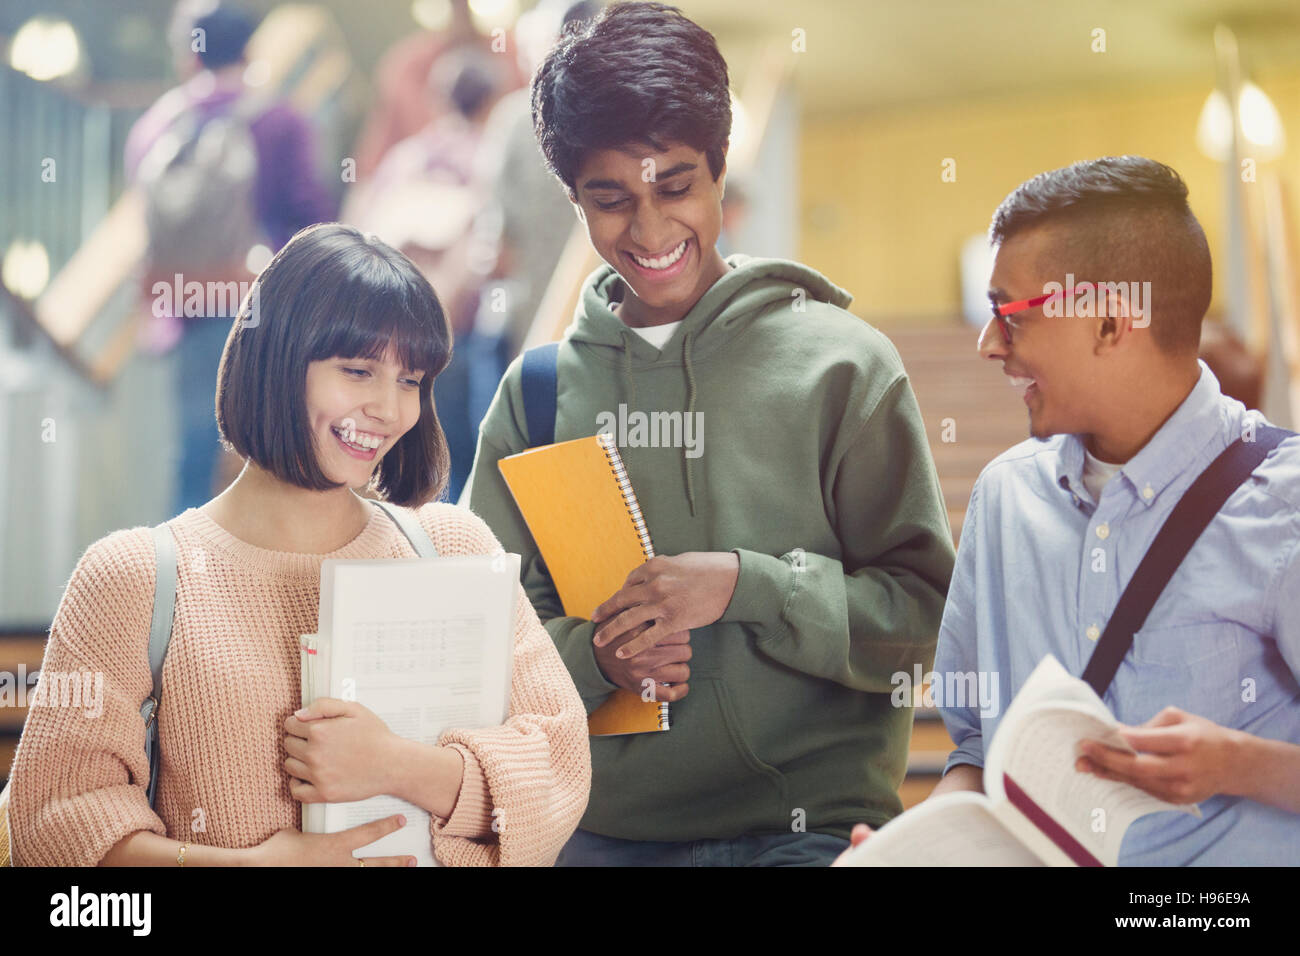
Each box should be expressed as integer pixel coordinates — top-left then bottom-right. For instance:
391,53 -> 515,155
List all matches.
836,792 -> 1046,866
986,657 -> 1200,867
305,554 -> 518,866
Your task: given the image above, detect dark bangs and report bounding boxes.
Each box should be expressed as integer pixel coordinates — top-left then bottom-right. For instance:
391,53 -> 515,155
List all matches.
300,245 -> 448,379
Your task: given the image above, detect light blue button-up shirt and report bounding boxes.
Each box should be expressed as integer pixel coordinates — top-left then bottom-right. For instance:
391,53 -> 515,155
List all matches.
934,361 -> 1300,865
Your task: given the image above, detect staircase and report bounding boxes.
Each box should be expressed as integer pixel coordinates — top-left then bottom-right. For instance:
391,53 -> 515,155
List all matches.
883,322 -> 1029,807
886,322 -> 1030,544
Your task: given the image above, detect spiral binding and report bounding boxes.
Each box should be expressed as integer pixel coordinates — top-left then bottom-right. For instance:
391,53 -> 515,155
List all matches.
596,432 -> 670,730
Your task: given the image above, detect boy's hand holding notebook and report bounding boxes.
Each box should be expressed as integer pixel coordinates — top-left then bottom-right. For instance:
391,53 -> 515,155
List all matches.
499,433 -> 671,736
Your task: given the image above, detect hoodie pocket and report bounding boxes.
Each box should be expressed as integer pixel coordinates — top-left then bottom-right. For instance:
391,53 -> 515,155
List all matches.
697,678 -> 788,812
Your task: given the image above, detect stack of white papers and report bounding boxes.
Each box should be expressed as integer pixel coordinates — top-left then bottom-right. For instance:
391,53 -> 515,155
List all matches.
301,554 -> 519,866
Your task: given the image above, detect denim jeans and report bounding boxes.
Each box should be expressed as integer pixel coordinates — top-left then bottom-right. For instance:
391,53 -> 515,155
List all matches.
554,828 -> 850,867
173,316 -> 235,515
435,328 -> 506,502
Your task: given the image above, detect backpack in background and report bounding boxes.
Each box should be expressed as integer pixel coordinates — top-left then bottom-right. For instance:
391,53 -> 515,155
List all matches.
136,95 -> 267,284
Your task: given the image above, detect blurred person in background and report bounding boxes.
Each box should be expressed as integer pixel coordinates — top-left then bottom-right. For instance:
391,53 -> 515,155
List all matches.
470,0 -> 603,367
350,0 -> 523,180
127,1 -> 334,515
363,48 -> 506,200
346,48 -> 510,501
716,175 -> 751,257
414,0 -> 604,504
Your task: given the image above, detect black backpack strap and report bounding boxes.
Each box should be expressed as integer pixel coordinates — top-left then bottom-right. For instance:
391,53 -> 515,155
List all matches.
1082,425 -> 1295,697
520,342 -> 560,448
142,523 -> 179,810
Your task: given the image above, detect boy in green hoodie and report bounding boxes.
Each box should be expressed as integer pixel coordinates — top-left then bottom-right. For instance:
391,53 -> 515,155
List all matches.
462,1 -> 955,866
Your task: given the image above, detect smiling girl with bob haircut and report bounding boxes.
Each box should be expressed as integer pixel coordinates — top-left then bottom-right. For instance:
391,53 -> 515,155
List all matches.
8,222 -> 589,867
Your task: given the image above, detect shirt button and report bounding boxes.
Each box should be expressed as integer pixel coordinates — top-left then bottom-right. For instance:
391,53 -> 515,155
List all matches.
1142,485 -> 1154,500
1086,624 -> 1101,641
1096,523 -> 1110,539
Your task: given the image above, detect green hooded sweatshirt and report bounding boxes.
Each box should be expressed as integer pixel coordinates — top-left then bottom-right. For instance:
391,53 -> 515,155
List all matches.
463,254 -> 955,841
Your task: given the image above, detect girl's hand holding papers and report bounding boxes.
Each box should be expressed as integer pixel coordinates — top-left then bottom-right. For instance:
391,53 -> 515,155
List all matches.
251,814 -> 417,866
283,697 -> 404,804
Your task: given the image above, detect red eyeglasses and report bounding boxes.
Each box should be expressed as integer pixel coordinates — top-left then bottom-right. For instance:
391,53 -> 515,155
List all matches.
991,283 -> 1096,345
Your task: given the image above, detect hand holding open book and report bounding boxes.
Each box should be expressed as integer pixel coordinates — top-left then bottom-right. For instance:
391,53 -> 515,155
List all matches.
836,655 -> 1202,866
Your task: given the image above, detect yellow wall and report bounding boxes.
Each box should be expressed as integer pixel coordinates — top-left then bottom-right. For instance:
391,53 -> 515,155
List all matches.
800,71 -> 1300,326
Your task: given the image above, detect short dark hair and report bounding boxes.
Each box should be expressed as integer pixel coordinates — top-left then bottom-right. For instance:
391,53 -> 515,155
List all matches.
531,1 -> 731,196
192,6 -> 257,70
216,223 -> 453,506
989,156 -> 1212,355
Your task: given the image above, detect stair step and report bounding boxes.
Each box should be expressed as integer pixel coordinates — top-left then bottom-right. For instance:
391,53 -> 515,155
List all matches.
883,323 -> 1026,550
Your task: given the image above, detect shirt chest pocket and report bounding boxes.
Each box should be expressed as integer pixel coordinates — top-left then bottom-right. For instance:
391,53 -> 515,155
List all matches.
1124,621 -> 1249,724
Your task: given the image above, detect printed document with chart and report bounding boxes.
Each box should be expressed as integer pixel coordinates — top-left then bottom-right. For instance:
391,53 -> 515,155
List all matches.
301,553 -> 519,866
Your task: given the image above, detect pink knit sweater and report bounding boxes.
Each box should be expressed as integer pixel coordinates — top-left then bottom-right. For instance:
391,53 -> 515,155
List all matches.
9,502 -> 590,866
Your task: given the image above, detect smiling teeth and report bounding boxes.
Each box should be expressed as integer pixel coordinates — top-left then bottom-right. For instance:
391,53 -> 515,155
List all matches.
632,241 -> 687,270
333,426 -> 381,450
1009,376 -> 1036,388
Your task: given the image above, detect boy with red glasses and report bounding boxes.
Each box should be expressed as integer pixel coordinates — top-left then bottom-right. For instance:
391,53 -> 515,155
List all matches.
840,156 -> 1300,865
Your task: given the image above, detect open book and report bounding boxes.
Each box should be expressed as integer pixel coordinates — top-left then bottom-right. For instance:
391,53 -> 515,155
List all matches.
300,554 -> 518,866
839,655 -> 1202,866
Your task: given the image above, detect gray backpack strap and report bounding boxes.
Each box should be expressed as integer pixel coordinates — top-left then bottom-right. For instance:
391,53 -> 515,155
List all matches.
370,500 -> 439,557
141,523 -> 179,810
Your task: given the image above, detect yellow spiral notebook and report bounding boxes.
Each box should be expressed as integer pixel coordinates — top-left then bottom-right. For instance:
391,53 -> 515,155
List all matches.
498,433 -> 669,735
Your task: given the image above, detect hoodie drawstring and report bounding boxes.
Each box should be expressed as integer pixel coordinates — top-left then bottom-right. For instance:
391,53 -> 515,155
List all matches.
620,329 -> 637,409
618,327 -> 698,518
682,331 -> 697,517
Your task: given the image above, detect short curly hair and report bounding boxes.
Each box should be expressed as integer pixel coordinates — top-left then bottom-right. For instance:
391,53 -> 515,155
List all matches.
531,1 -> 731,197
990,156 -> 1212,355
